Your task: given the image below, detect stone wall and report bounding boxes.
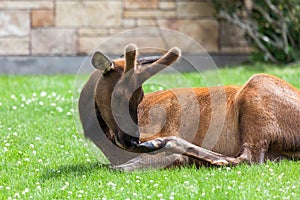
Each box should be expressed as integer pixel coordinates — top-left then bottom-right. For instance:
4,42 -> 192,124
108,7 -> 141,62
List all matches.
0,0 -> 250,56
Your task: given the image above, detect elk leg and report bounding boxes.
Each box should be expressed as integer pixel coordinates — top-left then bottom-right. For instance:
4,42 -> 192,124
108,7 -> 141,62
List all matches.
112,152 -> 188,171
138,136 -> 242,166
235,141 -> 269,164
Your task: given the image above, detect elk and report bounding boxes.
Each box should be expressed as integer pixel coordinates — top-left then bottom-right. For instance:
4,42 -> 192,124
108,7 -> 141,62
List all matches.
79,44 -> 300,171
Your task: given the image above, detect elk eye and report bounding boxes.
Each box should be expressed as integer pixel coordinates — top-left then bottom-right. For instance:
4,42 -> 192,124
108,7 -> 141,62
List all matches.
113,91 -> 122,99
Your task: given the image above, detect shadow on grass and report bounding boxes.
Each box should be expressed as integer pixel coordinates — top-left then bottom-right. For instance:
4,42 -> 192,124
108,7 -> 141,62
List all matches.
41,162 -> 111,181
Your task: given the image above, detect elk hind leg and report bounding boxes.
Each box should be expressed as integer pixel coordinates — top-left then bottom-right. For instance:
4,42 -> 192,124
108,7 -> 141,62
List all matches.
236,140 -> 270,164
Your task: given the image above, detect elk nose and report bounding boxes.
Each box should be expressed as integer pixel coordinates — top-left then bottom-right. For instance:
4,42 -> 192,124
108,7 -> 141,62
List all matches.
129,136 -> 140,149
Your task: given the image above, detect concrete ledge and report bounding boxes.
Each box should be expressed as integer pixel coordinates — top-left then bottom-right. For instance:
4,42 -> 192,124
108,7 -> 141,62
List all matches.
0,56 -> 85,75
0,54 -> 249,75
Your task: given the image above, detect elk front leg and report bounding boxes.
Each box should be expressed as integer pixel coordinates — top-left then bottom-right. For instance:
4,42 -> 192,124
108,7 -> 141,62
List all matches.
137,136 -> 242,166
112,152 -> 188,171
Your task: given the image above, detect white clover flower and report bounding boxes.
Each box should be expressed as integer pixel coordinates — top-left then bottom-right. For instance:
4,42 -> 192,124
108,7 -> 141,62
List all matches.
184,181 -> 189,185
22,188 -> 29,194
40,91 -> 47,97
30,144 -> 34,148
10,94 -> 16,100
35,136 -> 41,141
107,182 -> 116,187
56,107 -> 63,112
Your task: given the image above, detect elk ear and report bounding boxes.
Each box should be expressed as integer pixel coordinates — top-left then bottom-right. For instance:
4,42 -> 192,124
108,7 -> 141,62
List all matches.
91,51 -> 113,71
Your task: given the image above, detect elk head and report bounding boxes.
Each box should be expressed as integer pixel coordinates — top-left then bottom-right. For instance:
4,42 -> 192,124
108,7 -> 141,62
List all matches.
91,44 -> 181,151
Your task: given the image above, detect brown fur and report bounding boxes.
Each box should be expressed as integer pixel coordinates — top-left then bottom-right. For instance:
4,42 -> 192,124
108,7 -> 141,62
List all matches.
137,74 -> 300,162
79,45 -> 300,171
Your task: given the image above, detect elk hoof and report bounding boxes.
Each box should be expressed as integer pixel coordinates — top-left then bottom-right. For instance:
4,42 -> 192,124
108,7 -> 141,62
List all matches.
137,139 -> 166,153
211,159 -> 229,166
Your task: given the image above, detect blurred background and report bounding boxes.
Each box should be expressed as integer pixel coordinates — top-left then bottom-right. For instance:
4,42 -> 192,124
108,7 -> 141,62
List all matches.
0,0 -> 298,74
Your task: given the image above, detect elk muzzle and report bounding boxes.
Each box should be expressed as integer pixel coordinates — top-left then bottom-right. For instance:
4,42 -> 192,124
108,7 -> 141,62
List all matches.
114,129 -> 140,150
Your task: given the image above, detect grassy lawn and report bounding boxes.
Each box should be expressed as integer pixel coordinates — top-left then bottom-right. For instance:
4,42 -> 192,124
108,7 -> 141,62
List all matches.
1,63 -> 300,199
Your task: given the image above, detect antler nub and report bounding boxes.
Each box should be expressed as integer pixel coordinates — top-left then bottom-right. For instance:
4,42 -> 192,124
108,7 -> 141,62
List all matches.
137,47 -> 181,82
170,47 -> 181,57
124,43 -> 138,74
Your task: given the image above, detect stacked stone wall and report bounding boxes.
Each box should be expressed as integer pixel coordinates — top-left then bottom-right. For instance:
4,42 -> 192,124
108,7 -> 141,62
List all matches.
0,0 -> 249,56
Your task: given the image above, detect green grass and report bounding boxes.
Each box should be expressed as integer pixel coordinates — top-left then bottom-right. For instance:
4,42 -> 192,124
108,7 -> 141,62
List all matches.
1,64 -> 300,199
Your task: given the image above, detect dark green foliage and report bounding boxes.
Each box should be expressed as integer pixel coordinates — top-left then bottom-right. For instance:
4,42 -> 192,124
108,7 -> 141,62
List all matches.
212,0 -> 300,64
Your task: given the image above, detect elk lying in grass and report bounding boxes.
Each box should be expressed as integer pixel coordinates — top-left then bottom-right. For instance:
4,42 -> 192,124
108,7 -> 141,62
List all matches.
79,44 -> 300,171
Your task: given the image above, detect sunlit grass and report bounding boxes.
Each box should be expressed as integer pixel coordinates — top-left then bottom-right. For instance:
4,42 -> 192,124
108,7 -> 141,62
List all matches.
1,64 -> 299,199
